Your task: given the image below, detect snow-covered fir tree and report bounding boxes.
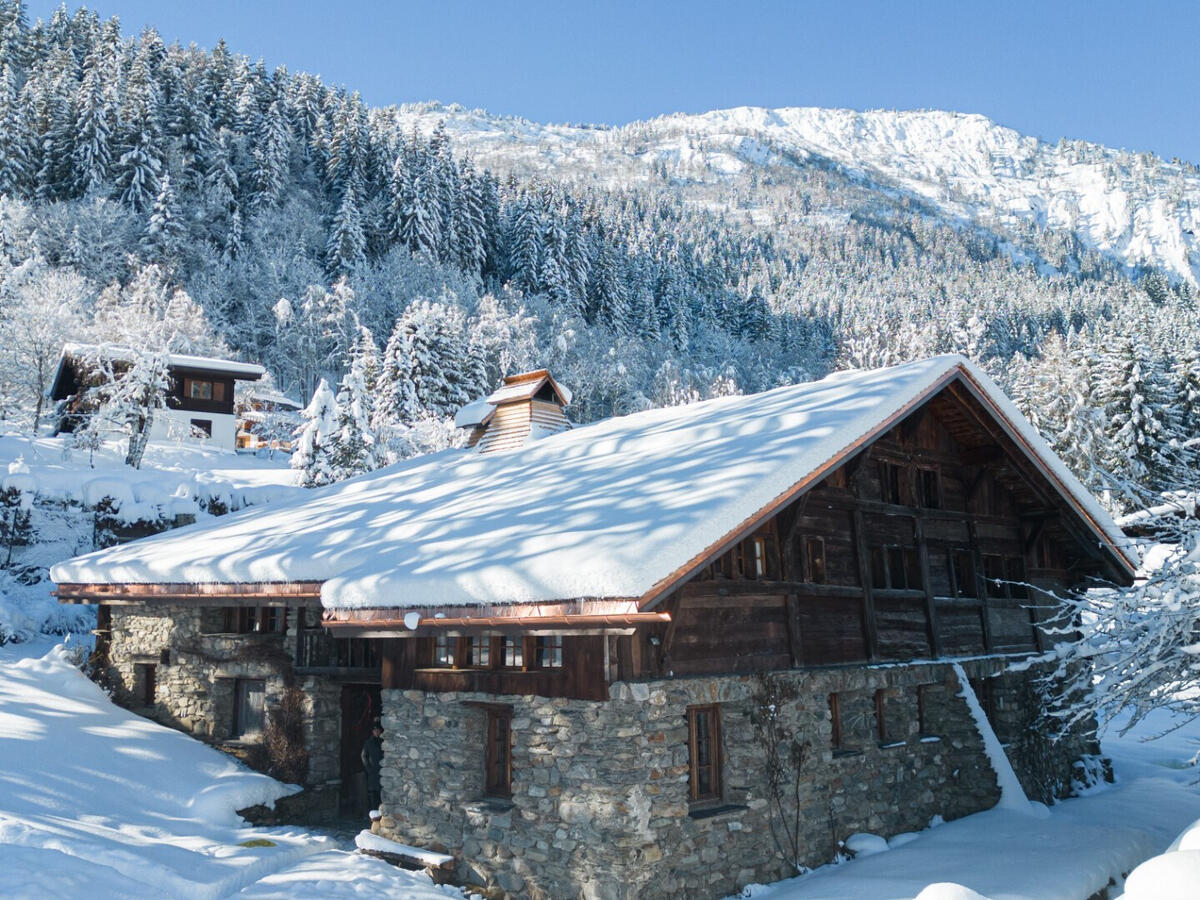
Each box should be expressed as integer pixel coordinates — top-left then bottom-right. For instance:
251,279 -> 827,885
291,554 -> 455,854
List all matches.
328,328 -> 381,478
291,378 -> 338,487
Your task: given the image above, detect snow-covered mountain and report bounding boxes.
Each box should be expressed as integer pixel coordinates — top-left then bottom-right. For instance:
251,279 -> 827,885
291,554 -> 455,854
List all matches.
389,103 -> 1200,286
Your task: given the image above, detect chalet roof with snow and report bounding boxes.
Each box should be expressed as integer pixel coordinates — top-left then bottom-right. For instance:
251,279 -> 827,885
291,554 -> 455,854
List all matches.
52,356 -> 1135,616
50,343 -> 265,399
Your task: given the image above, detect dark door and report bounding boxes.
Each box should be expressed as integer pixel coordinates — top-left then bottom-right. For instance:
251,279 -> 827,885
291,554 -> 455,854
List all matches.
339,684 -> 381,815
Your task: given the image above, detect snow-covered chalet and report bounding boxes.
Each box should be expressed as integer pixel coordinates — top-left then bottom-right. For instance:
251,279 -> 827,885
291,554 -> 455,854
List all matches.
52,357 -> 1135,899
50,343 -> 266,452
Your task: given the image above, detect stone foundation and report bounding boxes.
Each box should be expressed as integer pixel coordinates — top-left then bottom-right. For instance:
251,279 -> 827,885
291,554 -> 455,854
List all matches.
103,602 -> 352,820
376,659 -> 1091,900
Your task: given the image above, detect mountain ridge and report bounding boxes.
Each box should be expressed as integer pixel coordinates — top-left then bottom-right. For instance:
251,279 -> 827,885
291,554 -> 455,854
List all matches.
387,101 -> 1200,286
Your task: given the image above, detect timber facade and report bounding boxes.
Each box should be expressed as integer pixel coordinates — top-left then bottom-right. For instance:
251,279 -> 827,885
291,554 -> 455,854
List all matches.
54,359 -> 1134,899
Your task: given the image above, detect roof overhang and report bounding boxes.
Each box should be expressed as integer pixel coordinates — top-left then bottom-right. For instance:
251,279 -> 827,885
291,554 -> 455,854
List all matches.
54,581 -> 323,605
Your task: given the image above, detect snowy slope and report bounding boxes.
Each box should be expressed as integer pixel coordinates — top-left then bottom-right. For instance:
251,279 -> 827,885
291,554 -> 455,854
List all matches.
0,430 -> 299,644
51,356 -> 1132,609
0,640 -> 458,899
389,102 -> 1200,285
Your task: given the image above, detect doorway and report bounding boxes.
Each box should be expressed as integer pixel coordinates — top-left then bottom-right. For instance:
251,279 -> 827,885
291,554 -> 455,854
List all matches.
339,683 -> 381,816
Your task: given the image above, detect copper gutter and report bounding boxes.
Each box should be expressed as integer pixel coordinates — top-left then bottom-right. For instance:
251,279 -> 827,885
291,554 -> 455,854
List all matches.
324,611 -> 671,631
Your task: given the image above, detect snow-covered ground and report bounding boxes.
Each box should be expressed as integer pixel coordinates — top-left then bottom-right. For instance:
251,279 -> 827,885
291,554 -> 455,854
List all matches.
732,708 -> 1200,900
0,429 -> 300,643
0,637 -> 461,899
3,635 -> 1198,898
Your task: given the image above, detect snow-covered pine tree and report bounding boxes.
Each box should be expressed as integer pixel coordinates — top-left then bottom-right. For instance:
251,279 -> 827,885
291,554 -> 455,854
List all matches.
113,50 -> 163,211
140,172 -> 185,267
326,176 -> 366,275
291,377 -> 338,487
71,45 -> 112,196
328,327 -> 381,478
249,97 -> 289,212
0,64 -> 32,196
1097,334 -> 1176,503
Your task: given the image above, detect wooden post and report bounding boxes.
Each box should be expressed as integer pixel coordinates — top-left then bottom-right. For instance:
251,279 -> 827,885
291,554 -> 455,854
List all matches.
851,508 -> 879,661
914,519 -> 943,658
966,520 -> 993,653
784,592 -> 804,668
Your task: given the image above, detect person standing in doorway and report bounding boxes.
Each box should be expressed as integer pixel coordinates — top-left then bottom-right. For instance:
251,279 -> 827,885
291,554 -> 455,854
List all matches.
361,721 -> 384,811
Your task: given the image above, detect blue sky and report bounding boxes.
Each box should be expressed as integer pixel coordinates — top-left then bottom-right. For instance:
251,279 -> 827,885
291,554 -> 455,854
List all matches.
26,0 -> 1199,162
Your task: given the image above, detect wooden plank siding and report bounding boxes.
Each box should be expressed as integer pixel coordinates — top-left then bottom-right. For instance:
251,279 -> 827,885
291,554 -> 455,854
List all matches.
601,396 -> 1101,682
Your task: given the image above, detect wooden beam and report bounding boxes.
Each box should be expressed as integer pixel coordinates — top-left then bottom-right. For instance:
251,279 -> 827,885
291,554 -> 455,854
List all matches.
914,518 -> 943,659
851,508 -> 879,661
1023,518 -> 1049,555
784,592 -> 804,668
966,520 -> 993,653
657,591 -> 683,674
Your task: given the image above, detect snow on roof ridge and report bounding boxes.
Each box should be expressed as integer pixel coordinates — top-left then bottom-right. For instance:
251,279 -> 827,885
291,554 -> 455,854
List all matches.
61,342 -> 266,378
50,354 -> 1132,609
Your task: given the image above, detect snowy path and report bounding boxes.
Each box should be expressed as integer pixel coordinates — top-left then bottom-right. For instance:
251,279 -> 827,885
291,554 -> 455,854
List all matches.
0,638 -> 458,899
738,709 -> 1200,900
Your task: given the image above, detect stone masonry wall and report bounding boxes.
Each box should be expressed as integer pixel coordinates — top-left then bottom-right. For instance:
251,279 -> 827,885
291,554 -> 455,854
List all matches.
376,659 -> 1088,900
105,603 -> 345,815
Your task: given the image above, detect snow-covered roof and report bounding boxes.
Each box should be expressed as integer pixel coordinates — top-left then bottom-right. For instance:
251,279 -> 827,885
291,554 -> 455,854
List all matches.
453,397 -> 496,429
486,369 -> 572,407
51,355 -> 1135,610
60,343 -> 266,380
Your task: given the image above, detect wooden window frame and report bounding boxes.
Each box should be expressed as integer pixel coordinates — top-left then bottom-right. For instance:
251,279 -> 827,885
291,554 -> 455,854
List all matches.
875,688 -> 901,746
223,605 -> 285,635
484,707 -> 513,798
498,635 -> 524,670
829,692 -> 843,750
135,662 -> 156,708
686,704 -> 723,804
873,545 -> 923,591
918,467 -> 942,509
804,536 -> 827,584
432,634 -> 455,667
879,461 -> 904,505
952,550 -> 978,598
1005,557 -> 1029,600
534,635 -> 564,669
232,678 -> 266,739
468,636 -> 491,668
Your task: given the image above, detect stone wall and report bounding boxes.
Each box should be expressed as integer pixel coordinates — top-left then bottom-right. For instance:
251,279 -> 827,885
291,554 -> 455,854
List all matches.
375,659 -> 1089,900
104,602 -> 347,818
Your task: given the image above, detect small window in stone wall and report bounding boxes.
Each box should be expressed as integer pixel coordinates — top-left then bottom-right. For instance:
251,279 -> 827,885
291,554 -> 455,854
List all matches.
830,691 -> 871,755
134,663 -> 156,708
916,683 -> 940,738
484,707 -> 512,797
875,688 -> 903,746
233,678 -> 266,739
686,704 -> 722,803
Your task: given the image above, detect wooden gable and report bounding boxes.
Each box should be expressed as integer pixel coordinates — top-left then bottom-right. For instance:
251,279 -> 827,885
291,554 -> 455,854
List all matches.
610,381 -> 1130,680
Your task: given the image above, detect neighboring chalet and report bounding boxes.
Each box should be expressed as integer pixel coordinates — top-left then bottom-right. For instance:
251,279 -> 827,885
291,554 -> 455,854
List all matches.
50,343 -> 266,452
52,356 -> 1135,899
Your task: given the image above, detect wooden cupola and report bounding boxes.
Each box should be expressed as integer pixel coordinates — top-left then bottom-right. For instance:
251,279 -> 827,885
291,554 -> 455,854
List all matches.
455,369 -> 573,453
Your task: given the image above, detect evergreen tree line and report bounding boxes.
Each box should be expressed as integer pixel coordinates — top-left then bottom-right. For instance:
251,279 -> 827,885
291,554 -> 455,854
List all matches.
1,2 -> 1198,514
